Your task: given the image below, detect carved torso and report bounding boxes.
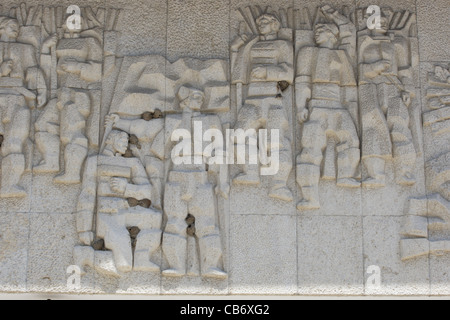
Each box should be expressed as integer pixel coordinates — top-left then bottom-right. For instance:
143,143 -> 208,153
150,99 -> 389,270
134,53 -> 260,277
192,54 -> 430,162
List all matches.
56,37 -> 103,89
0,42 -> 36,87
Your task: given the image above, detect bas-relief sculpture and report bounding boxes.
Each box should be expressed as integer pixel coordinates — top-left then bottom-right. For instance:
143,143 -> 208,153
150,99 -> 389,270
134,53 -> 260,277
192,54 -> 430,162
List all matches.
357,9 -> 418,188
401,65 -> 450,261
74,53 -> 229,278
0,2 -> 447,288
295,6 -> 360,210
231,8 -> 294,202
0,13 -> 46,198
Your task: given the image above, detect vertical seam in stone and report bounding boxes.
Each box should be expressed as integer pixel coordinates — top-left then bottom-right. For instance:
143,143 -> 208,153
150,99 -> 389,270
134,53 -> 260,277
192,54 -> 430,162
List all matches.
414,0 -> 432,297
227,0 -> 232,296
160,0 -> 169,295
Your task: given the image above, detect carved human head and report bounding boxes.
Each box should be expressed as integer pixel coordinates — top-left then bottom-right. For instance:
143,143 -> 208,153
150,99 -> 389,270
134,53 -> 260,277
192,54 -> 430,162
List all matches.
314,23 -> 339,48
375,16 -> 389,35
106,130 -> 129,155
0,17 -> 20,41
256,14 -> 281,36
178,86 -> 205,111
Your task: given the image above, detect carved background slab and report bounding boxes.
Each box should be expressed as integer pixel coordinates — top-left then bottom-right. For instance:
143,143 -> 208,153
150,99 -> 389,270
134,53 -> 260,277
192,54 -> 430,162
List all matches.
0,0 -> 449,296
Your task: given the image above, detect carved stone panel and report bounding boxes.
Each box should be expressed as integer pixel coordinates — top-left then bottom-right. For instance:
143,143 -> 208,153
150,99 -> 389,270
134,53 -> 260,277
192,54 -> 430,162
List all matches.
0,1 -> 449,297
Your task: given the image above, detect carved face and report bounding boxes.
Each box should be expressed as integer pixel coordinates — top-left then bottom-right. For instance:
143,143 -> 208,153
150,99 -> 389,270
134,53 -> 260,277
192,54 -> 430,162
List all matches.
180,89 -> 205,111
113,133 -> 130,155
1,20 -> 19,40
314,24 -> 338,47
256,15 -> 280,36
376,17 -> 389,34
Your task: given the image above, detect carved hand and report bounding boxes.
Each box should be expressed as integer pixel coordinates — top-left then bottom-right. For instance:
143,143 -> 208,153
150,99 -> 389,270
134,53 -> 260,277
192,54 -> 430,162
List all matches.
42,34 -> 58,53
402,91 -> 412,107
215,183 -> 230,199
251,67 -> 267,80
0,60 -> 13,77
378,59 -> 391,74
37,90 -> 48,109
231,34 -> 249,51
61,59 -> 81,74
298,108 -> 309,124
320,5 -> 349,25
105,114 -> 120,128
110,177 -> 128,195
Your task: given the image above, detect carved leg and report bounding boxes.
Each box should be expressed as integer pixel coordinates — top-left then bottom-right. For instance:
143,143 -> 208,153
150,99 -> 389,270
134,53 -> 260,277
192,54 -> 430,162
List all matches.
54,142 -> 88,184
387,95 -> 417,186
267,106 -> 293,202
297,163 -> 321,210
334,110 -> 361,188
198,234 -> 226,279
0,154 -> 26,198
97,214 -> 133,273
162,182 -> 188,277
233,104 -> 262,185
297,113 -> 326,210
162,233 -> 187,277
133,229 -> 162,272
0,104 -> 30,198
34,132 -> 60,174
362,157 -> 386,188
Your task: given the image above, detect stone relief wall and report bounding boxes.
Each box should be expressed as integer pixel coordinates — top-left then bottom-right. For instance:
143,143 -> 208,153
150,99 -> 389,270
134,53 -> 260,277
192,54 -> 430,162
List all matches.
0,0 -> 449,295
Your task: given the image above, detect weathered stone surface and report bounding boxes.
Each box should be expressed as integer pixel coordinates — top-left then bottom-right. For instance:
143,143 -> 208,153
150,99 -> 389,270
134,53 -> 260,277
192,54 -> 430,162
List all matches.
0,1 -> 449,297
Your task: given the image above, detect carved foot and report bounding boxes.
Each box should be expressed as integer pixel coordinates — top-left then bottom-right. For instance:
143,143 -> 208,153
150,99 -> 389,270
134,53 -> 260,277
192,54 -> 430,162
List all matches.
202,267 -> 227,279
337,178 -> 361,188
33,161 -> 60,174
162,268 -> 186,277
269,186 -> 293,202
362,176 -> 385,188
0,185 -> 27,198
53,173 -> 81,185
233,173 -> 260,185
133,252 -> 161,272
397,172 -> 416,186
297,199 -> 320,211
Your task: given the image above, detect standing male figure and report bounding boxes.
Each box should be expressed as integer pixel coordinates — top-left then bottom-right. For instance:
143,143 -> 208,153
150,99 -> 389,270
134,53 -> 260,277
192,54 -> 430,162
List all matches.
296,7 -> 361,210
358,14 -> 416,188
37,20 -> 103,184
231,13 -> 294,202
0,16 -> 47,198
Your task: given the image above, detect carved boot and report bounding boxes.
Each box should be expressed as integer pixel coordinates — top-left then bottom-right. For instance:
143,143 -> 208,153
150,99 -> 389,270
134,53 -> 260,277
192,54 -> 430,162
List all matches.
198,234 -> 227,279
362,157 -> 386,188
297,164 -> 320,210
233,164 -> 260,185
34,132 -> 60,174
133,230 -> 161,272
395,155 -> 417,187
162,233 -> 187,277
269,149 -> 294,202
0,154 -> 27,198
337,148 -> 361,188
54,144 -> 87,184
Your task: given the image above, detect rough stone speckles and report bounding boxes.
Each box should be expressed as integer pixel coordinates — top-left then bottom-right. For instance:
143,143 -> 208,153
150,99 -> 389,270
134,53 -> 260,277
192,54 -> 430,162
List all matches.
0,213 -> 28,292
364,216 -> 430,295
298,216 -> 364,295
230,215 -> 297,294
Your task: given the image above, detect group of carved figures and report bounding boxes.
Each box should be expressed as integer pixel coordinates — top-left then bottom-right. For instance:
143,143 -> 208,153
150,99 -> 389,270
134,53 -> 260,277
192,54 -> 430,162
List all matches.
0,4 -> 424,276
